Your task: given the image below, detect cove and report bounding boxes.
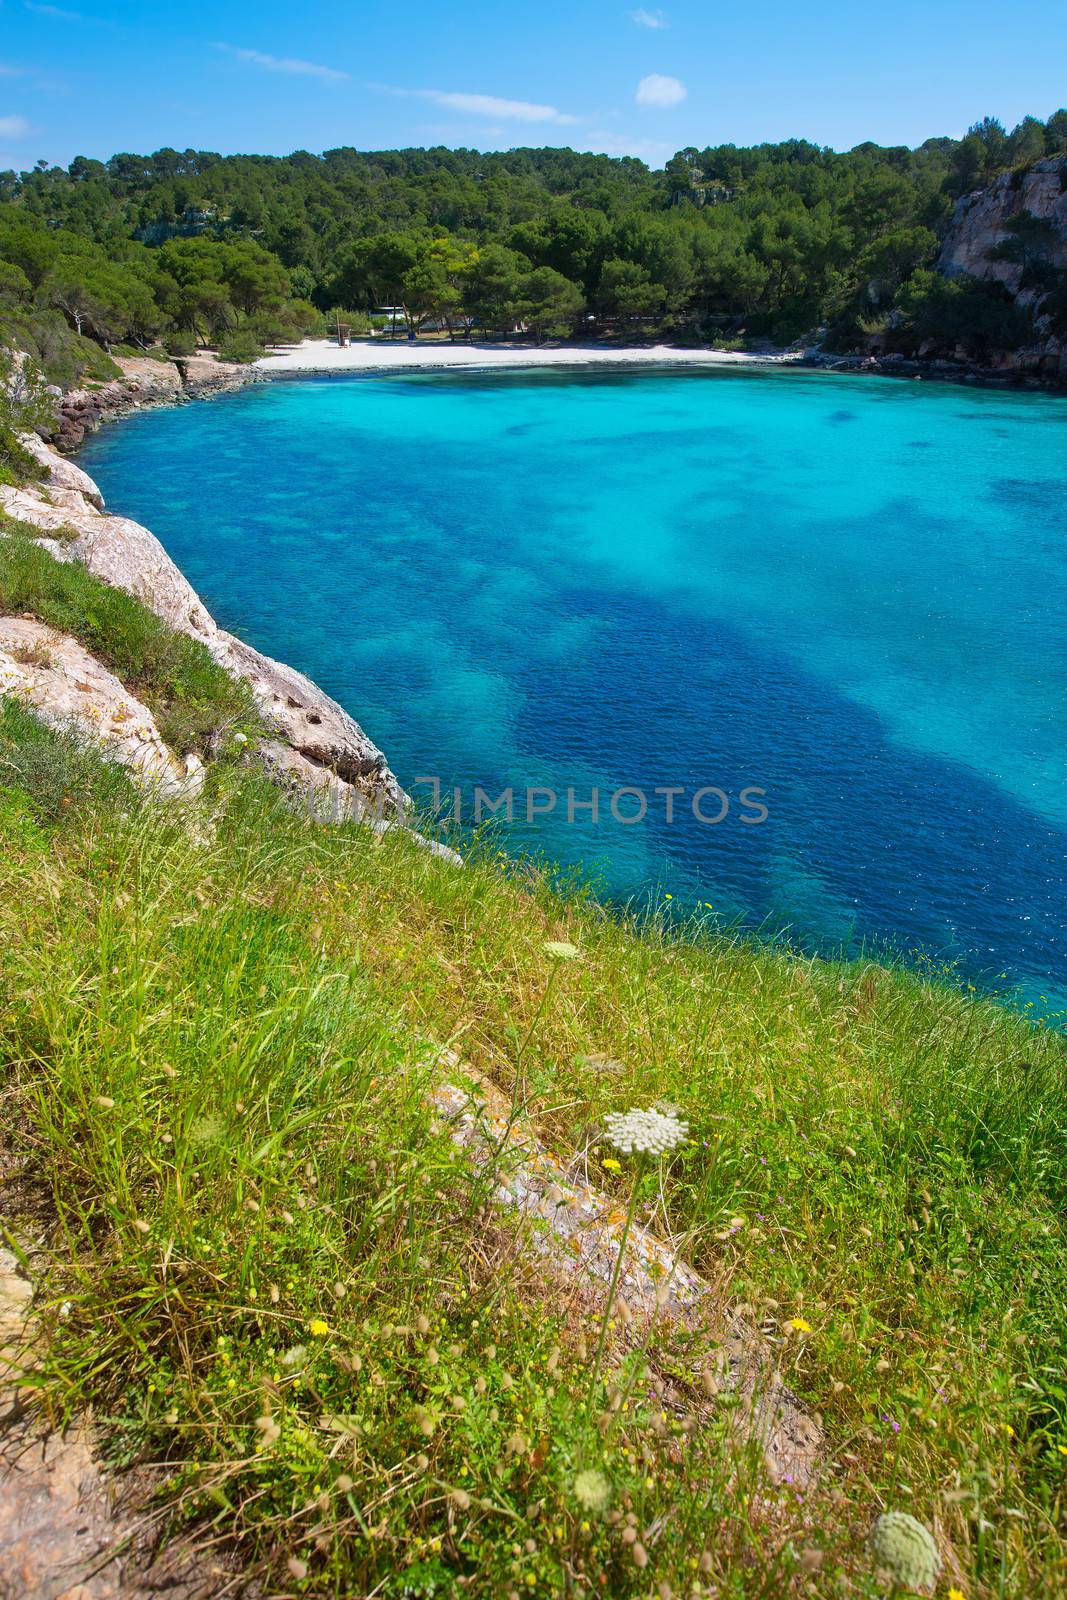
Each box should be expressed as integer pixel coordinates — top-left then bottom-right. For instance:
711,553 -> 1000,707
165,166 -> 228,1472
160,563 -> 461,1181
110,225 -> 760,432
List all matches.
80,364 -> 1067,1015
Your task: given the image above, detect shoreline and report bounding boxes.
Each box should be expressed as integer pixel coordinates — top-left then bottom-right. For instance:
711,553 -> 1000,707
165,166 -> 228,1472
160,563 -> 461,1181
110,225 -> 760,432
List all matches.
255,337 -> 802,377
255,336 -> 1066,391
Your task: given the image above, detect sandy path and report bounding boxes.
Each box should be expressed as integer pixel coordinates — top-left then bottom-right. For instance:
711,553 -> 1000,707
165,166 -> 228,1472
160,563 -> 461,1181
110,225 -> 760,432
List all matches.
256,337 -> 801,375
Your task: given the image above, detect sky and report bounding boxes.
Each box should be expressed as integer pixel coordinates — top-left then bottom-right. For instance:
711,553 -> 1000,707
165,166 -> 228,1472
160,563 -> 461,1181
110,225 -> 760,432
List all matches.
1,0 -> 1066,173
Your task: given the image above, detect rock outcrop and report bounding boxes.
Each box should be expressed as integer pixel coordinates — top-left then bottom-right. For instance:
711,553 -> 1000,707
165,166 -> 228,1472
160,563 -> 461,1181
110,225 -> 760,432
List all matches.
1,442 -> 407,817
0,617 -> 203,799
934,155 -> 1067,383
938,157 -> 1067,295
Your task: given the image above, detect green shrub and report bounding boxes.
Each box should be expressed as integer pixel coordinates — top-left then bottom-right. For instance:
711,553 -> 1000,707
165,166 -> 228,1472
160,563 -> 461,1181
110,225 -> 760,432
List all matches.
0,306 -> 121,387
164,333 -> 198,357
216,329 -> 266,364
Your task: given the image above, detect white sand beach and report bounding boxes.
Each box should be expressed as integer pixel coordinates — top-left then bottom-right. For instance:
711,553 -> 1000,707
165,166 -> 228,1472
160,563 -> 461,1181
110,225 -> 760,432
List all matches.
256,337 -> 802,375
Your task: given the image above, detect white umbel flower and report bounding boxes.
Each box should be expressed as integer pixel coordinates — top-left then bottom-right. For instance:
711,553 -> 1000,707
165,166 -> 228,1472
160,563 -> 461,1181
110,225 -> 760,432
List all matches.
604,1106 -> 688,1158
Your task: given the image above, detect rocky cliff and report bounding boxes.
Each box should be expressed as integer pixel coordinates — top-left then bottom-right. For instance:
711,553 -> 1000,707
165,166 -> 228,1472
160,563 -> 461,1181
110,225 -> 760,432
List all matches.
936,155 -> 1067,381
938,156 -> 1067,293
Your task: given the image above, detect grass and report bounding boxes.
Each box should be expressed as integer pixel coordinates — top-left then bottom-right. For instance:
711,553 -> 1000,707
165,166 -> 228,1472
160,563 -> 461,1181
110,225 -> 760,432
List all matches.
0,711 -> 1064,1598
0,513 -> 260,755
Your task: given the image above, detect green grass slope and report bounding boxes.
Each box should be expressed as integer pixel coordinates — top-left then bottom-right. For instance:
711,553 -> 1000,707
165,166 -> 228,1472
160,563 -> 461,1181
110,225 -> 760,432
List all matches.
0,688 -> 1064,1598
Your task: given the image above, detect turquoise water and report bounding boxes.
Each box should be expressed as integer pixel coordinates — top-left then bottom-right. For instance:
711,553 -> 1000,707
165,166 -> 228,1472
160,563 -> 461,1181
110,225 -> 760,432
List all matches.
81,365 -> 1067,1012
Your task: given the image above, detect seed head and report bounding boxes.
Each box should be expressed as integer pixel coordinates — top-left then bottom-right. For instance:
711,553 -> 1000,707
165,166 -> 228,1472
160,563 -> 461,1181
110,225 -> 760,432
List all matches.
870,1512 -> 940,1591
572,1468 -> 612,1513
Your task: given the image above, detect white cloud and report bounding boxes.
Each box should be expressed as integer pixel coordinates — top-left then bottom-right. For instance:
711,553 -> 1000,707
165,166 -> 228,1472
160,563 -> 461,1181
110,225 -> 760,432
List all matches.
635,72 -> 686,108
629,8 -> 668,27
217,45 -> 350,83
374,84 -> 577,125
0,114 -> 30,138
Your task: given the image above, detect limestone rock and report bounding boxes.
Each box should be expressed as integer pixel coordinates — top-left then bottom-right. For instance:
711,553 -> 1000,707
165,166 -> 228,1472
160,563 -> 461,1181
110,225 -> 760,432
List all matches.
254,739 -> 462,864
174,352 -> 255,395
938,157 -> 1067,294
18,431 -> 105,509
0,618 -> 202,798
220,634 -> 402,799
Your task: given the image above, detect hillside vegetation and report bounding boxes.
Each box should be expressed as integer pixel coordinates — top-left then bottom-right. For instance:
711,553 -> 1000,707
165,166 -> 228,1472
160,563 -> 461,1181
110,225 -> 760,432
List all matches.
2,111 -> 1066,383
0,575 -> 1065,1595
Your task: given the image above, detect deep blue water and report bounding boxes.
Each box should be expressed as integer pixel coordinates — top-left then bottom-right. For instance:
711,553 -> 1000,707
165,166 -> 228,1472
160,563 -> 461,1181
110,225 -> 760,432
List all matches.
81,365 -> 1067,1015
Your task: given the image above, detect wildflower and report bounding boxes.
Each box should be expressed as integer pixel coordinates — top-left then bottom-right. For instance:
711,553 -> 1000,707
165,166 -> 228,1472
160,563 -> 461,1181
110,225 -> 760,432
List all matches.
631,1542 -> 648,1569
869,1512 -> 940,1591
601,1158 -> 622,1173
308,1319 -> 329,1338
544,940 -> 581,960
95,1096 -> 115,1109
336,1474 -> 353,1493
787,1317 -> 813,1333
604,1106 -> 688,1158
948,1590 -> 966,1600
286,1556 -> 308,1580
449,1488 -> 472,1511
281,1344 -> 307,1368
572,1468 -> 612,1514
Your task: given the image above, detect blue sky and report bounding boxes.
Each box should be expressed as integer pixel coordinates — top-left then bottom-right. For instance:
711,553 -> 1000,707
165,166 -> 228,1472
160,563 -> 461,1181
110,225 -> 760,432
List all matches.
2,0 -> 1065,172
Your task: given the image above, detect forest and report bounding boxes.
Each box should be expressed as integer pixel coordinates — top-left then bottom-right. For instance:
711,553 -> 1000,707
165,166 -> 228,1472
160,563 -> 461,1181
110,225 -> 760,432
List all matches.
1,110 -> 1065,384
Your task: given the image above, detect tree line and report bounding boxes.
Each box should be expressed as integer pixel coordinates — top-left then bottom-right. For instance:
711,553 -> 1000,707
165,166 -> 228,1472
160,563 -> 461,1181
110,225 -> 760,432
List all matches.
1,110 -> 1065,385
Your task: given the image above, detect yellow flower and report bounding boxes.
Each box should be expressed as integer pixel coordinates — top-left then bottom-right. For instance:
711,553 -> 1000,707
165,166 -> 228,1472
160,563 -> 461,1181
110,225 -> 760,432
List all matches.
948,1589 -> 966,1600
1057,1444 -> 1067,1456
602,1158 -> 622,1173
788,1317 -> 813,1333
308,1319 -> 330,1338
